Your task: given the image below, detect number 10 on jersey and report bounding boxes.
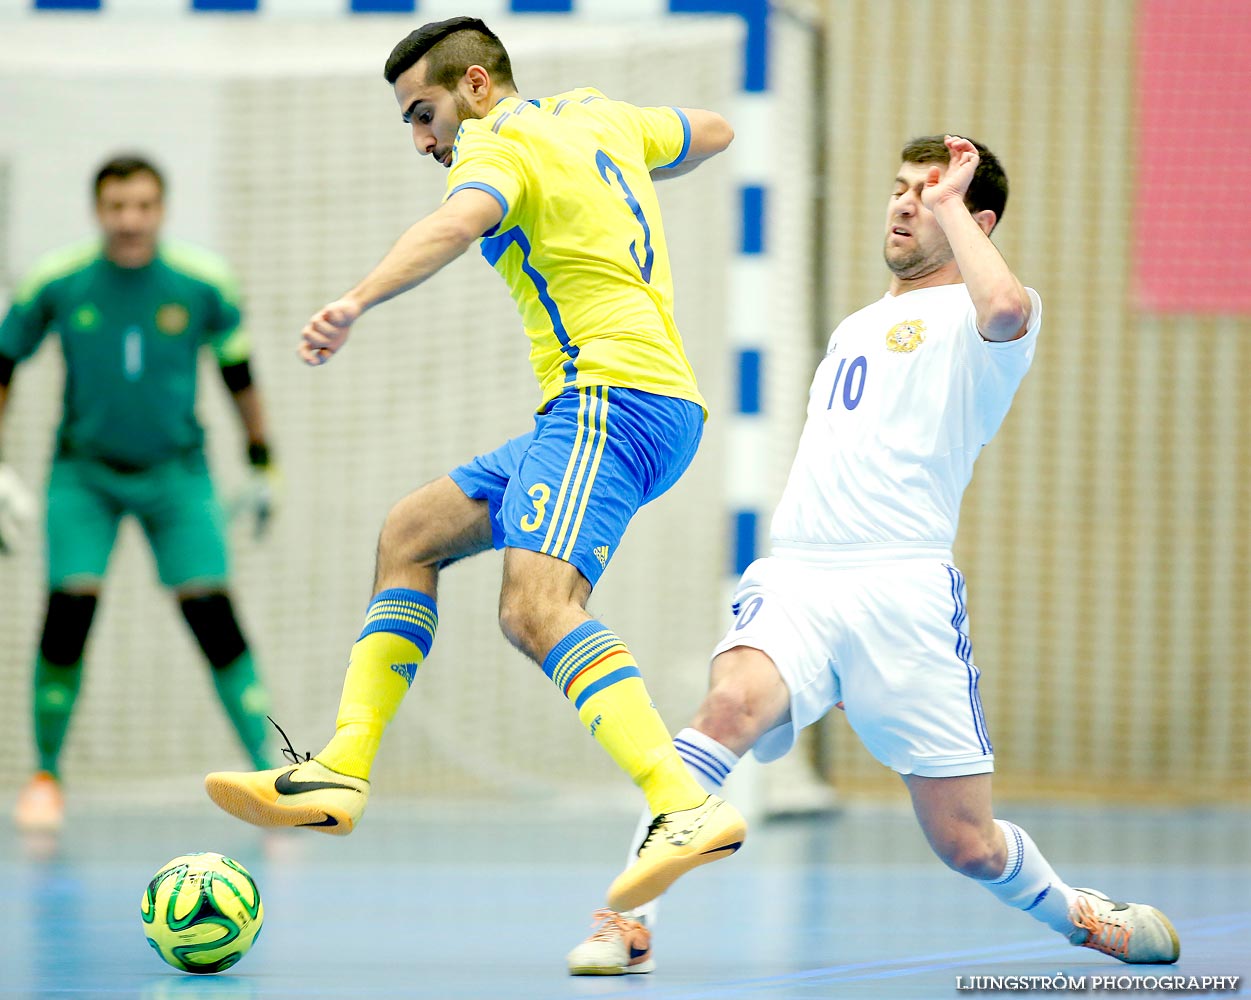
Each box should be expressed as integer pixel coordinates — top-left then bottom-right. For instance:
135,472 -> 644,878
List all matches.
826,353 -> 867,411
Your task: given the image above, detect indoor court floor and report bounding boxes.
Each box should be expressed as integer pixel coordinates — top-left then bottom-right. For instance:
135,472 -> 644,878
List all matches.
2,794 -> 1247,999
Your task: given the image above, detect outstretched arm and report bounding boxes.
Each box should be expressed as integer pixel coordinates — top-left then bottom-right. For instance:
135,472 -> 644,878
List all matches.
652,108 -> 734,181
923,135 -> 1030,342
298,187 -> 504,366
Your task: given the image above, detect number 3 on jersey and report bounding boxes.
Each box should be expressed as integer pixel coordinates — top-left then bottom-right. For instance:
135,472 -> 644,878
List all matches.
826,353 -> 868,411
595,150 -> 654,283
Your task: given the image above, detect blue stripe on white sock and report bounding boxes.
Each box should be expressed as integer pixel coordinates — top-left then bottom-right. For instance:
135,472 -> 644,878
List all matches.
1024,886 -> 1052,911
991,820 -> 1025,884
675,737 -> 732,783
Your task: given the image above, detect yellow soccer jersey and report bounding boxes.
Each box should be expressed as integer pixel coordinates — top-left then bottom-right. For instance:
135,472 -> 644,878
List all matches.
445,88 -> 705,413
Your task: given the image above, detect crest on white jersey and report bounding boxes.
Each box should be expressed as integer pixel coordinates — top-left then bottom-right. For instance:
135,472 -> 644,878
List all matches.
886,319 -> 926,353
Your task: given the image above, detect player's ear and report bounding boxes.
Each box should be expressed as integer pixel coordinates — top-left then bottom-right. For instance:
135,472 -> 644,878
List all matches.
464,64 -> 490,98
972,208 -> 996,236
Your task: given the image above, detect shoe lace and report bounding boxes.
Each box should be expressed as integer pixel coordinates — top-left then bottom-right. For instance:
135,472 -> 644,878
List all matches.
638,814 -> 668,853
1071,895 -> 1132,958
637,796 -> 713,852
267,716 -> 312,765
587,908 -> 640,941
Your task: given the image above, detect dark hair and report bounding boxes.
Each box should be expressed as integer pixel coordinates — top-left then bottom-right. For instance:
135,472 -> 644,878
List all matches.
384,16 -> 514,90
900,135 -> 1008,226
93,154 -> 164,200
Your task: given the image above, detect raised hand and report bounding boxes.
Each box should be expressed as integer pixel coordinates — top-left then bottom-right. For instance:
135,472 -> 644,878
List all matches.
298,297 -> 362,367
921,134 -> 979,213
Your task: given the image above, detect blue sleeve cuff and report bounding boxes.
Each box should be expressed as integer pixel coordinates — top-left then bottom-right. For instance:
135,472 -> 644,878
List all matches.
448,182 -> 509,237
662,107 -> 692,169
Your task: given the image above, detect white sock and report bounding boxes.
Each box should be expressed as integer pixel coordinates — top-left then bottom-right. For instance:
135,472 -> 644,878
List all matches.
979,819 -> 1077,935
623,728 -> 740,926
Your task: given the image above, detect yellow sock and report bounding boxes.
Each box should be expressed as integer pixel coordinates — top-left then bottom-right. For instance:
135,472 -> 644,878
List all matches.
317,588 -> 437,780
544,621 -> 704,816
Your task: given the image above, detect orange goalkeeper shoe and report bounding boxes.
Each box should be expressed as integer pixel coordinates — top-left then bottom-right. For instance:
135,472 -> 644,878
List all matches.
14,771 -> 64,832
205,758 -> 369,836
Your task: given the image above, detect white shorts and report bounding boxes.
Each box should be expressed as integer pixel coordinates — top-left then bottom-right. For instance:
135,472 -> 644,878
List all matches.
711,545 -> 994,778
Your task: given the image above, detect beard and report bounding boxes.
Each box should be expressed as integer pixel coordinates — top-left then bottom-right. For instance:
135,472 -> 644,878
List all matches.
883,237 -> 952,280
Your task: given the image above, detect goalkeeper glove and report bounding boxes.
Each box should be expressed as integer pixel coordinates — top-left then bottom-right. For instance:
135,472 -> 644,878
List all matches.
233,443 -> 279,540
0,463 -> 36,554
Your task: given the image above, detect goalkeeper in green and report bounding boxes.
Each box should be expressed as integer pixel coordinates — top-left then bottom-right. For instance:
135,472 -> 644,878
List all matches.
0,155 -> 277,831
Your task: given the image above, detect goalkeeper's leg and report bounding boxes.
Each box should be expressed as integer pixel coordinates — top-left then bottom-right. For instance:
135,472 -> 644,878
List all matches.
15,591 -> 98,832
179,592 -> 274,770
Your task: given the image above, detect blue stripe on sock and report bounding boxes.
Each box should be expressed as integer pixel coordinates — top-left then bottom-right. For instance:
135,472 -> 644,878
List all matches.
675,737 -> 731,780
1024,885 -> 1052,912
542,621 -> 604,682
683,756 -> 725,788
990,822 -> 1025,885
356,589 -> 437,656
572,665 -> 642,712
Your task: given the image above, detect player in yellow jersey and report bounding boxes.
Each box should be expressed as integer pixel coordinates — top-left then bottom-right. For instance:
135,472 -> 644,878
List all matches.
205,16 -> 743,913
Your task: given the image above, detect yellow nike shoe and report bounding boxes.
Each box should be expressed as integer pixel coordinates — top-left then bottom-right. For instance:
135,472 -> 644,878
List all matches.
204,758 -> 369,836
607,795 -> 745,912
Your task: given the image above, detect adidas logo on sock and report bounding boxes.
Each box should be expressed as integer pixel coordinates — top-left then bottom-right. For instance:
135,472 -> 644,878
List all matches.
391,662 -> 418,685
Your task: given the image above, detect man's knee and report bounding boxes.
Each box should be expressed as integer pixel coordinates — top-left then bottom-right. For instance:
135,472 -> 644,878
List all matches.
377,478 -> 489,570
378,495 -> 438,565
931,828 -> 1006,879
691,650 -> 790,753
179,592 -> 248,669
40,591 -> 99,665
497,581 -> 546,651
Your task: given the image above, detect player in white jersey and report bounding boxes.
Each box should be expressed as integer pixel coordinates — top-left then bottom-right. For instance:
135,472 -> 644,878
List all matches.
567,135 -> 1180,976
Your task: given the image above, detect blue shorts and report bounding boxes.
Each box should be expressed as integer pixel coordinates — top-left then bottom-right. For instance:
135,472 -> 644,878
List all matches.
450,387 -> 703,587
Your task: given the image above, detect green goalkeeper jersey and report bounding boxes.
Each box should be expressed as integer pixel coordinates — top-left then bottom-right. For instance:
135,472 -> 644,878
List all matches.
0,239 -> 251,469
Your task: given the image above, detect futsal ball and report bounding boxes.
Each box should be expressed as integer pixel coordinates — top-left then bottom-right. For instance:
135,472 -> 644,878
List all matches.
140,852 -> 263,974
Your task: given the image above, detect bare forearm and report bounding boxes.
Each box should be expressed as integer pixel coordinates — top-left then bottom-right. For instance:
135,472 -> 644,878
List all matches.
0,382 -> 9,448
229,384 -> 267,447
652,157 -> 708,181
933,201 -> 1030,341
346,211 -> 481,313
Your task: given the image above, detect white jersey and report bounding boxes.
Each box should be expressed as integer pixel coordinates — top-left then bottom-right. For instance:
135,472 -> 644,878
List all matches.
770,283 -> 1042,551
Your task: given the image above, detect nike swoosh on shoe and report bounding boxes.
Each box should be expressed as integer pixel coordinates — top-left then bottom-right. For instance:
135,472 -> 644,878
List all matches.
274,769 -> 364,796
299,814 -> 340,828
700,841 -> 743,856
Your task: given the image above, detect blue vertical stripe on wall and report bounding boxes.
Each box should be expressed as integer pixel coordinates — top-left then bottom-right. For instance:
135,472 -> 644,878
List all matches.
737,349 -> 762,415
668,0 -> 770,92
740,184 -> 765,254
733,510 -> 758,576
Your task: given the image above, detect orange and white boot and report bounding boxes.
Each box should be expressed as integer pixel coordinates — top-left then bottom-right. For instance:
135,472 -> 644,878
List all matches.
14,771 -> 64,832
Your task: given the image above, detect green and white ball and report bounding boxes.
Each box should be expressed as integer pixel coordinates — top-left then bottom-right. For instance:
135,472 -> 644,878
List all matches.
140,852 -> 263,974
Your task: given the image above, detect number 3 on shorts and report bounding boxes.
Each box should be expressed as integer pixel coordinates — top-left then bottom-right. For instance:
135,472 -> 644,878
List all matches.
520,483 -> 551,531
